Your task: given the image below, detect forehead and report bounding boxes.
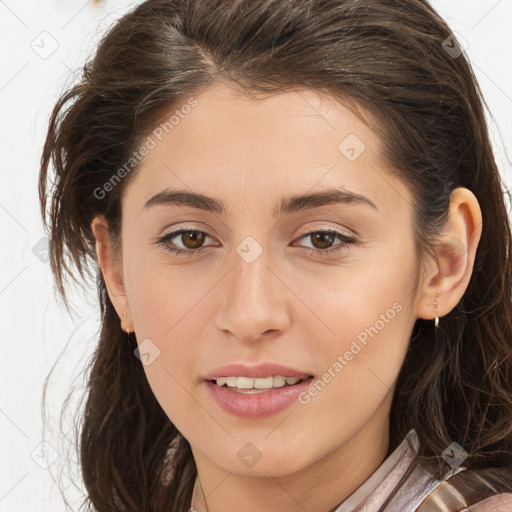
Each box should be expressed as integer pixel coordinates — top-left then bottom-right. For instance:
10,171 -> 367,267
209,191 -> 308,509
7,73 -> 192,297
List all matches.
124,81 -> 413,217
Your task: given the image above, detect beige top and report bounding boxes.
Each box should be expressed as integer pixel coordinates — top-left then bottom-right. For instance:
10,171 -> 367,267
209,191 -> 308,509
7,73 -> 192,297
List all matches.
333,429 -> 465,511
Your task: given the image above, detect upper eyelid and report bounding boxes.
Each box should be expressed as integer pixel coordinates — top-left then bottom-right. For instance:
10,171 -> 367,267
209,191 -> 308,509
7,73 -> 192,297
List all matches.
159,224 -> 353,235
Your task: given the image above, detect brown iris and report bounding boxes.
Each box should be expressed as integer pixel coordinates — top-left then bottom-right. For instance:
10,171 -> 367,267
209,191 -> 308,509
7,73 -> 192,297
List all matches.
180,231 -> 206,249
310,231 -> 336,250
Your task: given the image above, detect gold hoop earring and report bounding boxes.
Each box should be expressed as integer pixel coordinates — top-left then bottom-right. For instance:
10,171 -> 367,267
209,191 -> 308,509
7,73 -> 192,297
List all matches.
434,300 -> 439,328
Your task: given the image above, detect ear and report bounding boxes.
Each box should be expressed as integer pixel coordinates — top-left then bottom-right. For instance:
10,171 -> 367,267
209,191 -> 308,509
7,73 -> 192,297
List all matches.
415,187 -> 483,322
90,215 -> 133,333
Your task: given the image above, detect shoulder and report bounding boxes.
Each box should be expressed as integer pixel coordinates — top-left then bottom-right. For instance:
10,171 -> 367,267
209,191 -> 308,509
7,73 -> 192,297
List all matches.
464,493 -> 512,511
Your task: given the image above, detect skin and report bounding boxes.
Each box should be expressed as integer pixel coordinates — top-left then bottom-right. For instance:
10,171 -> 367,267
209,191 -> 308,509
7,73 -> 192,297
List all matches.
92,81 -> 483,512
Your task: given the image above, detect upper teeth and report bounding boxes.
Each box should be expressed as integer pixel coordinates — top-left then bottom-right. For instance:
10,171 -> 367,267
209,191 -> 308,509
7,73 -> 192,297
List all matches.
215,376 -> 302,389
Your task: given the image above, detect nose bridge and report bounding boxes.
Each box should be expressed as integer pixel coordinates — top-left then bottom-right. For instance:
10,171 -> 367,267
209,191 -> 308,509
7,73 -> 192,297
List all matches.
233,239 -> 271,302
214,235 -> 289,341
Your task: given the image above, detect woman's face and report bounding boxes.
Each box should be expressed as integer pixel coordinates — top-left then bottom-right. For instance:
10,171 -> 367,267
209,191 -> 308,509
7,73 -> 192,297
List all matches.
116,82 -> 425,479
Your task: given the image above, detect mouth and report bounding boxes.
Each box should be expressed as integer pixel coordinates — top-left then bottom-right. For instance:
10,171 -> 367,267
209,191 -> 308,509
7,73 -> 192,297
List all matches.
205,374 -> 315,418
209,375 -> 314,394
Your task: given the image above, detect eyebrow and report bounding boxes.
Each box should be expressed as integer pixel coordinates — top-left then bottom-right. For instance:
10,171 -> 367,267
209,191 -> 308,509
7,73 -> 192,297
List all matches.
143,187 -> 378,216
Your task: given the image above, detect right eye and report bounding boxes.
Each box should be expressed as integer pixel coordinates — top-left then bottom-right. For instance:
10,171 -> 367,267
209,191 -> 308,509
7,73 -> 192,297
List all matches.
156,229 -> 216,256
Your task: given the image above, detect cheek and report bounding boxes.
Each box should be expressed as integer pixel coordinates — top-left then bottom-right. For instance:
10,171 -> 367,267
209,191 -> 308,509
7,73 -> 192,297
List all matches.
123,234 -> 213,339
299,237 -> 416,345
294,240 -> 417,405
122,251 -> 224,426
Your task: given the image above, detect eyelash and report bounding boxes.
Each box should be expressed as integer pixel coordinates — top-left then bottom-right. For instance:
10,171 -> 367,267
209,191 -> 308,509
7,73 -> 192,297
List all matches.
155,227 -> 357,258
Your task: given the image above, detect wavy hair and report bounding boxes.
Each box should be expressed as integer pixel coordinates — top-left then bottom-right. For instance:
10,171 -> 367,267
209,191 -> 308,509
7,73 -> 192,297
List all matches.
39,0 -> 512,510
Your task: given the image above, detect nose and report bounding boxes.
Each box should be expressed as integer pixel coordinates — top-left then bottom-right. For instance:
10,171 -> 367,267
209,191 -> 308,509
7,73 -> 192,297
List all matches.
213,244 -> 290,344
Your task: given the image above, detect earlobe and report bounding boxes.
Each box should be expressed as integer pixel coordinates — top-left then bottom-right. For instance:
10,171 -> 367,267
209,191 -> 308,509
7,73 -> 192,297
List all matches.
91,215 -> 133,330
415,187 -> 482,323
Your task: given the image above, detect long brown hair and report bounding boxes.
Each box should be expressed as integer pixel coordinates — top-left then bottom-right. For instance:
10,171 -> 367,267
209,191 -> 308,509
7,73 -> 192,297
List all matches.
39,0 -> 512,510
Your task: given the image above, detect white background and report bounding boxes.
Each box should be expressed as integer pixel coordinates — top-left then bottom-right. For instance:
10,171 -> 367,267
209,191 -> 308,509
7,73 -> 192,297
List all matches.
1,0 -> 511,510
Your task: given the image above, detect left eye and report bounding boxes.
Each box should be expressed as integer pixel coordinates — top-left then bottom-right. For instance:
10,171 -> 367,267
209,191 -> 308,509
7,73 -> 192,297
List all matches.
294,229 -> 357,256
156,228 -> 357,257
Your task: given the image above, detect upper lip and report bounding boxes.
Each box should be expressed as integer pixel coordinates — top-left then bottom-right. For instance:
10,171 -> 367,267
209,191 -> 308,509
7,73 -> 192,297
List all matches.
205,363 -> 314,381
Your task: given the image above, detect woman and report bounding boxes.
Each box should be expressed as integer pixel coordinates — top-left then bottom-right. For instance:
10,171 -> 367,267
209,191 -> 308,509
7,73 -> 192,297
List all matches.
39,0 -> 512,510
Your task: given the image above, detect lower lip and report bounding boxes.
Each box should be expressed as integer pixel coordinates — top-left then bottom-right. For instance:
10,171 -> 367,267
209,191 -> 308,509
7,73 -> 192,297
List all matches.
205,378 -> 314,418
